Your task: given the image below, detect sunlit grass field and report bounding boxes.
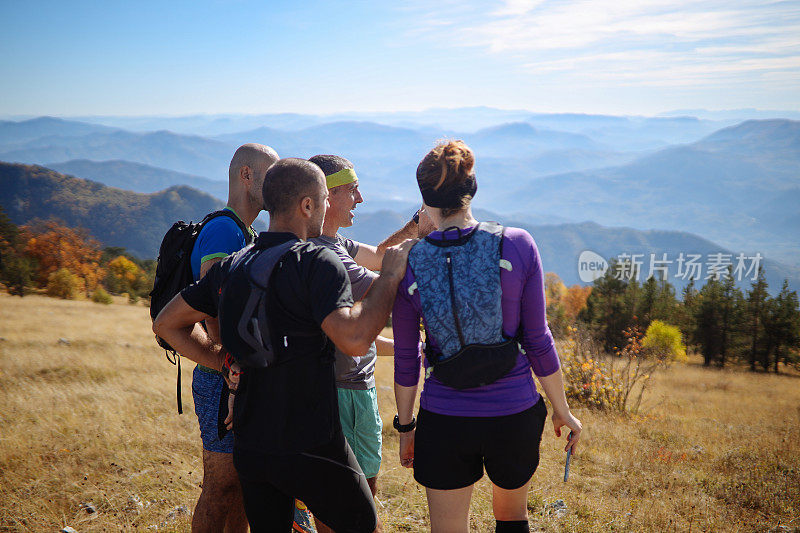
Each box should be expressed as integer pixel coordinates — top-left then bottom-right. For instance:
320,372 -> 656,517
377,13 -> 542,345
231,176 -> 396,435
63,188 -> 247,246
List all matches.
1,292 -> 798,532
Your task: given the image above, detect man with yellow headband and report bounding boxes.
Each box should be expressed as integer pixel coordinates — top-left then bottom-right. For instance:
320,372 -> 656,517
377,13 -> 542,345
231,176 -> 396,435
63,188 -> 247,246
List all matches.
308,154 -> 424,533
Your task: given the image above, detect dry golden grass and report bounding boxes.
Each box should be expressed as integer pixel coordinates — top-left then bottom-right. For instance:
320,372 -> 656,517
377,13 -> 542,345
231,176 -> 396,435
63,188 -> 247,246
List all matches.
1,292 -> 799,532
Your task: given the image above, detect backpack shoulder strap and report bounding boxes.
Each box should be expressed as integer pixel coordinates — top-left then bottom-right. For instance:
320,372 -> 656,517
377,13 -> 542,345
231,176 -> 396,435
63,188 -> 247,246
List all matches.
477,220 -> 504,238
485,223 -> 520,341
480,222 -> 511,272
201,209 -> 255,245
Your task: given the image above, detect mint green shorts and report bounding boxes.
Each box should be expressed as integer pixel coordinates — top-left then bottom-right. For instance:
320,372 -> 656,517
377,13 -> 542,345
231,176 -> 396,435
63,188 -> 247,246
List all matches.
337,387 -> 383,478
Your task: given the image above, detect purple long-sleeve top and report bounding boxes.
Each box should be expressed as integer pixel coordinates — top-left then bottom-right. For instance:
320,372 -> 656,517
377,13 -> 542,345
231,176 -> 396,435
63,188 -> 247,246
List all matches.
392,225 -> 561,417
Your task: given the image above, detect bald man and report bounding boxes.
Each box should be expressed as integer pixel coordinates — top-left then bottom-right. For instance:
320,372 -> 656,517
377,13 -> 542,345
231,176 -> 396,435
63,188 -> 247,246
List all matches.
188,143 -> 278,533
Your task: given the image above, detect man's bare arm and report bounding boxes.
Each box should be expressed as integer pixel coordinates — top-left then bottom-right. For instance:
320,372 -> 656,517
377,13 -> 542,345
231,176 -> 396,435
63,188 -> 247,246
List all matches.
352,242 -> 384,271
199,257 -> 224,342
153,294 -> 226,371
355,217 -> 421,270
354,207 -> 435,271
322,240 -> 415,357
376,219 -> 418,254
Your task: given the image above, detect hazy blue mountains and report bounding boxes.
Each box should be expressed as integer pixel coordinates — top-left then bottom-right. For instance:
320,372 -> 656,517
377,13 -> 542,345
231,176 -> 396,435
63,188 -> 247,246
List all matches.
48,159 -> 229,199
1,160 -> 796,295
0,116 -> 119,146
1,111 -> 796,275
0,127 -> 233,179
499,119 -> 800,268
341,210 -> 800,295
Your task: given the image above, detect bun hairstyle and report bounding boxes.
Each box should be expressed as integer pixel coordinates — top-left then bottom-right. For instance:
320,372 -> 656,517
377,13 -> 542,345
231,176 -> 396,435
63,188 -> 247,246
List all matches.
417,140 -> 477,215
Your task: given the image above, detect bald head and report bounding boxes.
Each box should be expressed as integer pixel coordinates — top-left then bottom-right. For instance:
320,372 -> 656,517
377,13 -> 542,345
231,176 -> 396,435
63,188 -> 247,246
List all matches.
228,143 -> 279,184
262,158 -> 326,216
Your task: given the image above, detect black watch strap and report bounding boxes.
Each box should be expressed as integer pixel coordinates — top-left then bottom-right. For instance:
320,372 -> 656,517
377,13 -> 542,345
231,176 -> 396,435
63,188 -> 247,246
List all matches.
393,414 -> 416,433
412,209 -> 420,224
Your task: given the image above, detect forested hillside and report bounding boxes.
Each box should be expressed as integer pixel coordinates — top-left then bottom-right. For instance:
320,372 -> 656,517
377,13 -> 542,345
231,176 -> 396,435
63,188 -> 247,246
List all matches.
0,162 -> 225,258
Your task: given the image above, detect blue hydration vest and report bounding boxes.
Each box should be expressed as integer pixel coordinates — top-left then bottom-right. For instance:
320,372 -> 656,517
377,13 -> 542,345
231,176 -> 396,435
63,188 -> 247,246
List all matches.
408,222 -> 519,389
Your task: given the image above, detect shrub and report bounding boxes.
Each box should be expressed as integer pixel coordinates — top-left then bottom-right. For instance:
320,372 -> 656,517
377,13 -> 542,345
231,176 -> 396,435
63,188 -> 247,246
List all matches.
91,287 -> 113,305
561,327 -> 623,410
46,268 -> 80,299
1,253 -> 34,296
643,320 -> 687,363
561,325 -> 664,413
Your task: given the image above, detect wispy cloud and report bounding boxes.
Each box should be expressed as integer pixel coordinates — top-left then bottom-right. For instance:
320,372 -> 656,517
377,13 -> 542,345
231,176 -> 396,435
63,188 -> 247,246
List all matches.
401,0 -> 800,90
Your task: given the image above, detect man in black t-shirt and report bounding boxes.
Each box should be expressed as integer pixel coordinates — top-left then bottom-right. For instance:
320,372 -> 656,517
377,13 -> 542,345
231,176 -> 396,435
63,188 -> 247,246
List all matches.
154,158 -> 414,533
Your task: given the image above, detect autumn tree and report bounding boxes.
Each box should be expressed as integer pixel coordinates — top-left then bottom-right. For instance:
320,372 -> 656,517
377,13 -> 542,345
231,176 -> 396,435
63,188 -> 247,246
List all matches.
46,268 -> 80,299
563,285 -> 592,322
105,255 -> 149,296
642,319 -> 687,363
544,272 -> 569,336
22,220 -> 105,294
100,246 -> 155,298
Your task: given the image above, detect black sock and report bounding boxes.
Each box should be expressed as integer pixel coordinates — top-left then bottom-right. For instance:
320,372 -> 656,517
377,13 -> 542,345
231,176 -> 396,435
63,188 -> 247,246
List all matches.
496,519 -> 529,532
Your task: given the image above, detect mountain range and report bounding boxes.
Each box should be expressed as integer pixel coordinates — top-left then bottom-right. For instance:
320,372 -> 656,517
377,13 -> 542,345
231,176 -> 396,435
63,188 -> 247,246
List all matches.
0,162 -> 796,296
47,159 -> 229,198
497,119 -> 800,267
0,162 -> 247,258
0,108 -> 796,287
340,210 -> 800,296
0,127 -> 233,178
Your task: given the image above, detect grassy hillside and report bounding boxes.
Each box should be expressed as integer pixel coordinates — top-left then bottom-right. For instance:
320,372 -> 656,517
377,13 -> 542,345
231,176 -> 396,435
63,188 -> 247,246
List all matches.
1,293 -> 798,531
0,162 -> 224,258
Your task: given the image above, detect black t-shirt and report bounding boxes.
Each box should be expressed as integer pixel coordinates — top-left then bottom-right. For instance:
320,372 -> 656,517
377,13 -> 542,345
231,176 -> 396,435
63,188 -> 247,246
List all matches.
181,232 -> 354,453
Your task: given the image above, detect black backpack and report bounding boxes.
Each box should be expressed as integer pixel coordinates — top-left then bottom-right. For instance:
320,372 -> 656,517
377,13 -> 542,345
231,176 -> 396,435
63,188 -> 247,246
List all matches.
149,209 -> 254,413
218,239 -> 329,368
218,239 -> 298,368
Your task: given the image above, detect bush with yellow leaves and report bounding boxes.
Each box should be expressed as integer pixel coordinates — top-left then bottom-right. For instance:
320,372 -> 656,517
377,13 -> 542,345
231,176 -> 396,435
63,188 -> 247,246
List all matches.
642,319 -> 688,363
561,325 -> 663,414
45,268 -> 80,300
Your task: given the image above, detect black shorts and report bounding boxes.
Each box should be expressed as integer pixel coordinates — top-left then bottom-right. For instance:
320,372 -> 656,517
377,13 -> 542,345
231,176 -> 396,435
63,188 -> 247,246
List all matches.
413,397 -> 547,490
233,430 -> 377,533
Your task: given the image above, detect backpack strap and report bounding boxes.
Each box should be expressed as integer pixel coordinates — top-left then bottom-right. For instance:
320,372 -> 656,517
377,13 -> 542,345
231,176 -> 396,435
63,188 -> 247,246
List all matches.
202,209 -> 256,245
492,223 -> 520,341
423,224 -> 479,247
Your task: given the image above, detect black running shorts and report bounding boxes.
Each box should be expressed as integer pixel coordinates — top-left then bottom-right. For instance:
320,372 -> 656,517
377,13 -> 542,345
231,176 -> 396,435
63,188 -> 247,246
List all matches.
413,396 -> 548,490
233,430 -> 377,533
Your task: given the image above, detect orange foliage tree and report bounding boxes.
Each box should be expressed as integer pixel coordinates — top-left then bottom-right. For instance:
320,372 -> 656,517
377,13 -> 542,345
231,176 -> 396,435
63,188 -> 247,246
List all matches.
563,285 -> 592,322
22,221 -> 105,294
106,255 -> 147,295
544,273 -> 593,336
544,272 -> 567,305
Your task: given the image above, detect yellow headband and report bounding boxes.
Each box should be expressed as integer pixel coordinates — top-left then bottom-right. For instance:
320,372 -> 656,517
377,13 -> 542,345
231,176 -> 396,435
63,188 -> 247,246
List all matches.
326,168 -> 358,189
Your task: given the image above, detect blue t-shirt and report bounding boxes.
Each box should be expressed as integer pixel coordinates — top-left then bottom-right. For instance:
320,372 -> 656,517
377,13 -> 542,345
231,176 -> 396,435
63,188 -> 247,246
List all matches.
190,208 -> 254,281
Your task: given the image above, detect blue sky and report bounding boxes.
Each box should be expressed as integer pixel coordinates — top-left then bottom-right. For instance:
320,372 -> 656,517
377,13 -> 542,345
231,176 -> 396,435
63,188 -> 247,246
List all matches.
1,0 -> 798,116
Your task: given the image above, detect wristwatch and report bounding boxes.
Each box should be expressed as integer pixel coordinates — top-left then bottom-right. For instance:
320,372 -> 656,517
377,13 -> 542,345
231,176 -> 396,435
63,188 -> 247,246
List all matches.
393,414 -> 416,433
412,209 -> 421,224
